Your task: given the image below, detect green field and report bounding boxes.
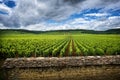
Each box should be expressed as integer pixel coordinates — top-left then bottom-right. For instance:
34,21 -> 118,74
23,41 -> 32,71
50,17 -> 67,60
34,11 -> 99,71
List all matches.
0,32 -> 120,58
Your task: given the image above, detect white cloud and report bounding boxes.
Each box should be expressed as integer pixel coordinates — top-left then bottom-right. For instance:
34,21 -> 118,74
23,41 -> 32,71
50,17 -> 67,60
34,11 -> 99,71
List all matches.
100,1 -> 120,12
85,13 -> 109,17
86,16 -> 120,30
0,4 -> 12,15
70,18 -> 89,25
0,0 -> 2,1
0,23 -> 11,29
0,0 -> 120,30
80,0 -> 102,10
1,15 -> 120,31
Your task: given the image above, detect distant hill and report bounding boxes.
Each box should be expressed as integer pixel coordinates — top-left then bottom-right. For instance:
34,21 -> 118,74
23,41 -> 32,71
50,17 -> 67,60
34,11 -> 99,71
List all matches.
105,28 -> 120,34
0,28 -> 120,35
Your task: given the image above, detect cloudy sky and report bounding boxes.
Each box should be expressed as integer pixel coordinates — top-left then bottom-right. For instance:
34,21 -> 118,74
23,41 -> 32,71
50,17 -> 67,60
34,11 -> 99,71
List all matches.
0,0 -> 120,31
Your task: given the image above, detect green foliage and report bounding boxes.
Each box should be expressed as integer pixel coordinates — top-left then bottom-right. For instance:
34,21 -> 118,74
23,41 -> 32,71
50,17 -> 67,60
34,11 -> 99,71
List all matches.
69,41 -> 73,56
82,48 -> 89,56
43,49 -> 50,57
88,48 -> 95,56
106,47 -> 120,55
95,48 -> 104,55
52,40 -> 67,56
60,41 -> 69,57
0,34 -> 120,58
75,47 -> 81,56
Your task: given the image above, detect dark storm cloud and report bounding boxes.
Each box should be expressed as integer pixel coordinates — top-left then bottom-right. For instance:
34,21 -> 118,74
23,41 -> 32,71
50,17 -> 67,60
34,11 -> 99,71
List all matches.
0,15 -> 20,27
63,0 -> 85,5
102,0 -> 118,3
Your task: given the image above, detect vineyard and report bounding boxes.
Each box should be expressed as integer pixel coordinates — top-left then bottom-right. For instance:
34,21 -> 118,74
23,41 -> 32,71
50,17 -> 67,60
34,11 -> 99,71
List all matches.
0,34 -> 120,58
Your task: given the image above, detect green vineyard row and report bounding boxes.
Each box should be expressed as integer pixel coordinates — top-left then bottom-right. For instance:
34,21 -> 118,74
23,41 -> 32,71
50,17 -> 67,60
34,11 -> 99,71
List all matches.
0,35 -> 120,58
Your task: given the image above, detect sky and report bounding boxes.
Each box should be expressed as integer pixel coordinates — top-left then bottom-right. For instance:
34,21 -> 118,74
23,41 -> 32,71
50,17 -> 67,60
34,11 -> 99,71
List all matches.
0,0 -> 120,31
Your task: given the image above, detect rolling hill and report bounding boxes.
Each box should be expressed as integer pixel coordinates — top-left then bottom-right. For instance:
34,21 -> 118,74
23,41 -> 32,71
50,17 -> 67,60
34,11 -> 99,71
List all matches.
0,28 -> 120,35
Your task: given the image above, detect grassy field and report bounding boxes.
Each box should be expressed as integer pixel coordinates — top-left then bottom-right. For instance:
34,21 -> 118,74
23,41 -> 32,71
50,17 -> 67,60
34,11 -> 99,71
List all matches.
0,33 -> 120,58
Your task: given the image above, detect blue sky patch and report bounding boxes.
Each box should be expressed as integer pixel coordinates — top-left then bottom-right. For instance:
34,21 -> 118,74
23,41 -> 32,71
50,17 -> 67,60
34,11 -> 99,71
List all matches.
67,8 -> 103,20
4,0 -> 16,8
0,10 -> 8,15
0,1 -> 3,3
108,9 -> 120,16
